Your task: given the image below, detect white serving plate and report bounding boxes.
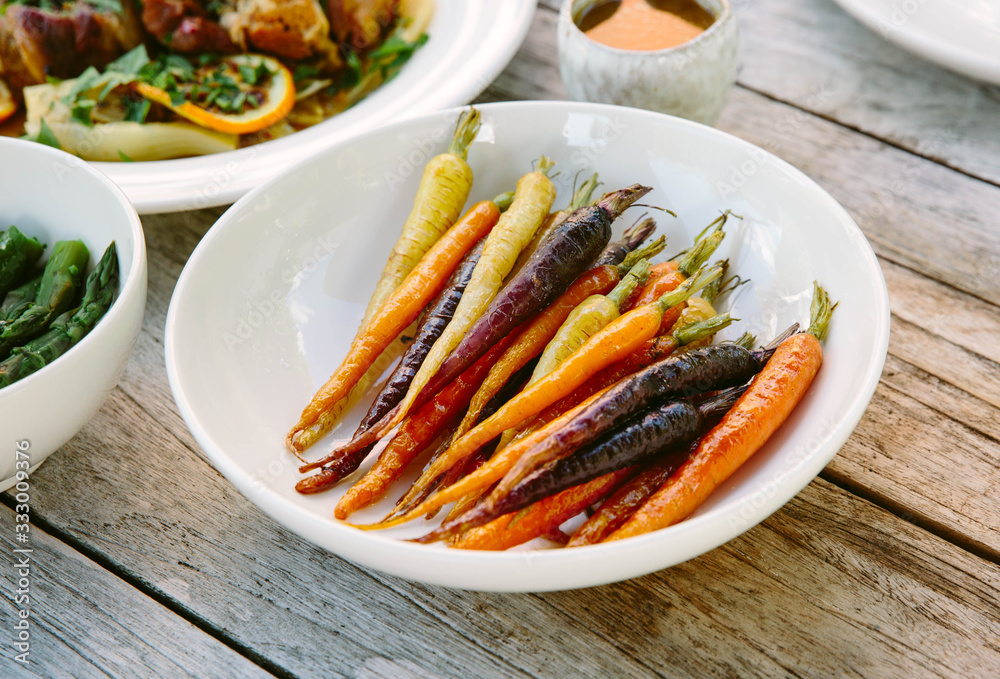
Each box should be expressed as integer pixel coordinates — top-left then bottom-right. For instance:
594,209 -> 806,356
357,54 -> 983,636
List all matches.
88,0 -> 536,214
165,101 -> 890,592
832,0 -> 1000,84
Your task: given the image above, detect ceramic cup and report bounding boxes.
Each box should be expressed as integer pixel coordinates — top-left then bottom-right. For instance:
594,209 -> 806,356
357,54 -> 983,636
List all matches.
558,0 -> 739,125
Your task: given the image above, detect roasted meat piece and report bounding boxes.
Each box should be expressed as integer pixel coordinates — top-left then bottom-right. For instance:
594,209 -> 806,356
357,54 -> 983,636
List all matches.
141,0 -> 237,53
223,0 -> 339,63
0,1 -> 143,92
327,0 -> 400,52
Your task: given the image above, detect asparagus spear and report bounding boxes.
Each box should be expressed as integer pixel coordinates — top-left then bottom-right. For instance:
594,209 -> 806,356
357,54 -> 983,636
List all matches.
0,242 -> 119,389
0,240 -> 89,358
0,226 -> 46,299
0,273 -> 43,323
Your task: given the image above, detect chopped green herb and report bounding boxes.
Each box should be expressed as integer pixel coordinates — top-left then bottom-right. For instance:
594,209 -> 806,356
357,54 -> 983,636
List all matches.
293,65 -> 320,83
69,98 -> 96,127
105,45 -> 150,76
117,150 -> 135,162
123,97 -> 150,123
22,119 -> 62,150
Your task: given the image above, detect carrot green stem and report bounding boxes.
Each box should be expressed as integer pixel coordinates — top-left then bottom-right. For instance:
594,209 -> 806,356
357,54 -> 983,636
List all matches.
677,216 -> 729,278
570,173 -> 601,210
708,271 -> 749,304
607,259 -> 650,309
694,210 -> 742,244
535,155 -> 556,177
448,108 -> 481,159
672,313 -> 736,346
733,331 -> 756,350
619,235 -> 666,272
699,260 -> 729,304
622,216 -> 656,250
596,185 -> 652,220
807,282 -> 837,342
493,191 -> 515,212
656,261 -> 724,312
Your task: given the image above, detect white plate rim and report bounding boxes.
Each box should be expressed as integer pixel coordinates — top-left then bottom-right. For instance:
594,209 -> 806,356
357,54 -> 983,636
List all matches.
85,0 -> 537,214
164,100 -> 891,592
831,0 -> 1000,84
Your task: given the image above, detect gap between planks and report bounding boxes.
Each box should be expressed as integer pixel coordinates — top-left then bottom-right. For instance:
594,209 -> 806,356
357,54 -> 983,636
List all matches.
533,0 -> 1000,191
0,456 -> 295,679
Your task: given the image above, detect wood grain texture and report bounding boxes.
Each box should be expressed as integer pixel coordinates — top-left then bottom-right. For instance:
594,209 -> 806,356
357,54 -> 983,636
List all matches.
497,2 -> 1000,307
6,3 -> 1000,677
16,394 -> 1000,678
538,0 -> 1000,185
0,506 -> 271,679
715,87 -> 1000,307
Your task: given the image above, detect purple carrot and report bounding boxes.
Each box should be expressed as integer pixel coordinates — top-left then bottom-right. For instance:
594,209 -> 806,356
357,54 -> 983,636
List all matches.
415,385 -> 749,543
410,184 -> 652,410
356,239 -> 486,434
592,215 -> 658,267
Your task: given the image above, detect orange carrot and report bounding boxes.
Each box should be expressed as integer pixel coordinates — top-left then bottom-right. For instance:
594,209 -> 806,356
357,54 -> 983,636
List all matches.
354,267 -> 722,531
332,330 -> 519,518
452,468 -> 636,550
606,283 -> 835,542
286,199 -> 500,449
494,311 -> 736,460
386,263 -> 720,526
625,261 -> 679,310
567,450 -> 690,547
444,239 -> 665,460
352,387 -> 614,530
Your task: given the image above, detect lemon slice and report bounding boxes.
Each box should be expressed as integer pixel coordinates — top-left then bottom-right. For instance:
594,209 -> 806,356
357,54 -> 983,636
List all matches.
0,79 -> 17,124
136,54 -> 295,136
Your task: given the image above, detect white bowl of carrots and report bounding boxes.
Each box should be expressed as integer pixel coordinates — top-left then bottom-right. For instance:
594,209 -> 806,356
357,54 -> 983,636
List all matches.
165,101 -> 890,592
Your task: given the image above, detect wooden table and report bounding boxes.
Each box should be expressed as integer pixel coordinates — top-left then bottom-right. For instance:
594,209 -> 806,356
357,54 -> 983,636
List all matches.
5,1 -> 1000,676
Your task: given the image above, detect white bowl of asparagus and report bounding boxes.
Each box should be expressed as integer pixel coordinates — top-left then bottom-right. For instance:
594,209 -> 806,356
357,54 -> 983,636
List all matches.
0,138 -> 147,490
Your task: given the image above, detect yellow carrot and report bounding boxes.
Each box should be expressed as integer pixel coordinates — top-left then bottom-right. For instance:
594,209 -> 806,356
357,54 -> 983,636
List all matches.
363,108 -> 481,324
288,108 -> 481,452
286,199 -> 501,450
384,156 -> 558,430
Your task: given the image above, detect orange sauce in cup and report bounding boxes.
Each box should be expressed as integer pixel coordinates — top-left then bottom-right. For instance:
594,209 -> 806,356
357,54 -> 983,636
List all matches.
577,0 -> 715,51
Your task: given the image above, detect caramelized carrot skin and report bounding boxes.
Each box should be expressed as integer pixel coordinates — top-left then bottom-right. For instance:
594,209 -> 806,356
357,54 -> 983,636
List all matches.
356,239 -> 485,435
329,331 -> 521,516
355,387 -> 613,530
452,468 -> 636,551
567,450 -> 689,547
288,200 -> 500,443
418,205 -> 614,407
530,335 -> 681,432
624,263 -> 681,310
607,333 -> 823,541
455,265 -> 620,433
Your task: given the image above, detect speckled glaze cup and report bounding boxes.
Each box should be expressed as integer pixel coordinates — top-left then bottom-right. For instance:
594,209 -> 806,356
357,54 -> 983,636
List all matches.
558,0 -> 739,125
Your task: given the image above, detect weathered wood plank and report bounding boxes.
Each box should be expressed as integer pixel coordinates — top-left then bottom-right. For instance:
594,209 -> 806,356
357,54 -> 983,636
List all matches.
21,387 -> 682,678
880,259 -> 1000,411
827,378 -> 1000,558
485,3 -> 1000,307
715,87 -> 1000,307
21,391 -> 1000,678
537,0 -> 1000,185
546,477 -> 1000,678
0,505 -> 272,679
102,209 -> 221,464
735,0 -> 1000,186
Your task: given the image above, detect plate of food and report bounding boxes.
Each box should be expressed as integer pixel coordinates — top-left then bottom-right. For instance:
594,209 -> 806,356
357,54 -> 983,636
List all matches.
0,0 -> 536,213
165,101 -> 889,591
831,0 -> 1000,84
